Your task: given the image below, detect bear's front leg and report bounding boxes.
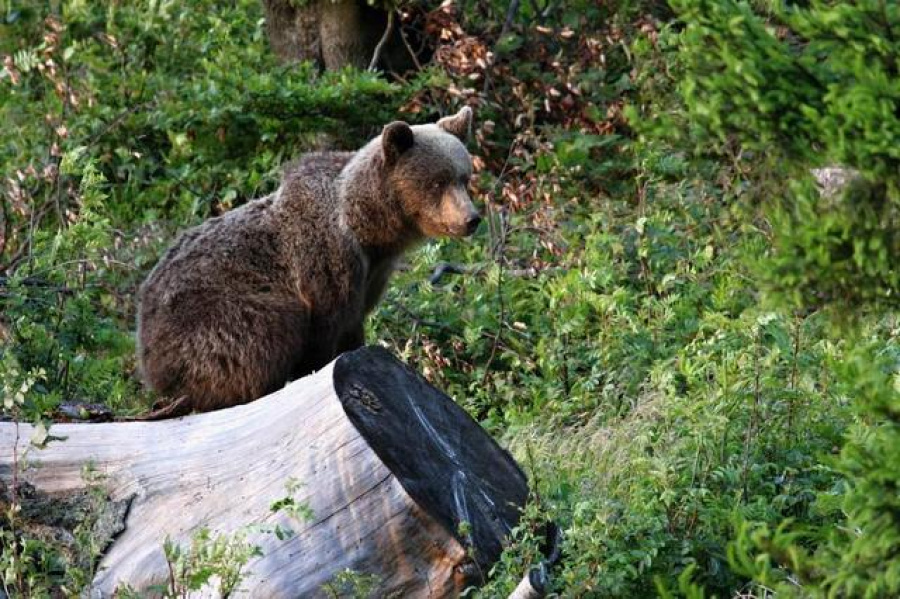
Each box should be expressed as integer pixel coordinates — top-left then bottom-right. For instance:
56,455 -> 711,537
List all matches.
338,325 -> 365,355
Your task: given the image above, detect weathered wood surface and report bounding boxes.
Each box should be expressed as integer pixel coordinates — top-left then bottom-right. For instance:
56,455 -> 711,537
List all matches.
0,347 -> 530,597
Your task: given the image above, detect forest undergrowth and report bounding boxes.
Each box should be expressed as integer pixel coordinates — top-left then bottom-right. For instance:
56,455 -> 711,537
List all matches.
2,0 -> 898,596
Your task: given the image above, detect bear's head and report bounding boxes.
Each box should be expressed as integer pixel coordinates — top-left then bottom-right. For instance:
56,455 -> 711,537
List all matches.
381,107 -> 481,238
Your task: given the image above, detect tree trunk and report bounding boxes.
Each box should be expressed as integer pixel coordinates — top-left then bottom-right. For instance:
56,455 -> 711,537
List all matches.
261,0 -> 388,70
1,347 -> 532,597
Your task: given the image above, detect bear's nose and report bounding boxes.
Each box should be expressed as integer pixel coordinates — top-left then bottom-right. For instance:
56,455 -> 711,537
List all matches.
465,213 -> 482,235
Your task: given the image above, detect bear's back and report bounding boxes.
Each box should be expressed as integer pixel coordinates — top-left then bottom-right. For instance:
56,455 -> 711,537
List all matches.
141,151 -> 356,306
283,151 -> 355,184
140,195 -> 284,308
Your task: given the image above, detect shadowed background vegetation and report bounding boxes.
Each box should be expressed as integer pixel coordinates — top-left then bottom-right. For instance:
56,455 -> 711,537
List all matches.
1,0 -> 898,596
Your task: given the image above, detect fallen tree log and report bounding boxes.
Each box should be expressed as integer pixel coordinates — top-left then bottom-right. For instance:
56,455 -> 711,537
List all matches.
0,347 -> 535,597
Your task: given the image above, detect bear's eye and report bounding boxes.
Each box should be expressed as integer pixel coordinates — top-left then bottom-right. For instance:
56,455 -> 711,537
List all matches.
432,181 -> 443,191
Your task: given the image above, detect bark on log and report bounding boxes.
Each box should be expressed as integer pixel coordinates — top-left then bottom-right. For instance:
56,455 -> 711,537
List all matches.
0,347 -> 530,597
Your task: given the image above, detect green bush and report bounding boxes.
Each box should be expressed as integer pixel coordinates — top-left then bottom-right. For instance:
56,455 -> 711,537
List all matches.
669,1 -> 900,596
1,0 -> 897,596
673,0 -> 900,311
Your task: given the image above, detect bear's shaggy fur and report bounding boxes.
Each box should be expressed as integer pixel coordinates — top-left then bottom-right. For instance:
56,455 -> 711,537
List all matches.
137,108 -> 479,413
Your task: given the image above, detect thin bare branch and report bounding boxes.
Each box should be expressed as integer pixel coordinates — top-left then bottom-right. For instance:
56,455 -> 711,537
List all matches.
1,199 -> 54,275
368,11 -> 396,72
0,190 -> 9,259
483,0 -> 521,94
398,21 -> 423,71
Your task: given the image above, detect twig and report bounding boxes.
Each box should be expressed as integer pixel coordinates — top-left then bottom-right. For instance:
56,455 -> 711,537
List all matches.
481,205 -> 508,386
741,328 -> 764,502
787,315 -> 802,436
1,198 -> 54,275
11,420 -> 19,508
54,49 -> 72,229
169,169 -> 209,200
499,0 -> 521,42
398,21 -> 423,71
482,0 -> 521,94
54,160 -> 64,228
0,275 -> 78,294
129,395 -> 193,421
82,99 -> 157,150
391,301 -> 453,332
879,0 -> 898,77
13,258 -> 135,281
429,262 -> 468,284
428,261 -> 562,285
7,418 -> 22,594
524,439 -> 544,506
166,547 -> 178,596
368,10 -> 396,72
0,190 -> 9,259
476,134 -> 519,384
527,0 -> 554,21
26,187 -> 36,273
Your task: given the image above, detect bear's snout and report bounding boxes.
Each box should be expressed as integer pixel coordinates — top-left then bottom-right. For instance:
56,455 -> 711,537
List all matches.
436,186 -> 481,238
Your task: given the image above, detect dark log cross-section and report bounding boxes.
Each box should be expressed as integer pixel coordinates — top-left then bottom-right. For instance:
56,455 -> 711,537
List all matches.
0,347 -> 534,597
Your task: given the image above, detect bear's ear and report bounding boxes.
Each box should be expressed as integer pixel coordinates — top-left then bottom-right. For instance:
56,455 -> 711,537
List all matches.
382,121 -> 415,167
437,106 -> 473,141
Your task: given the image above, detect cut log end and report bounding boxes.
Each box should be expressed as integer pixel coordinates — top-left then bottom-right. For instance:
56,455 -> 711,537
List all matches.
335,347 -> 529,578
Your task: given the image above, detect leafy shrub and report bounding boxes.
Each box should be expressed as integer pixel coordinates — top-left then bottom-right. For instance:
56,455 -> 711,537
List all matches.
673,0 -> 900,311
666,1 -> 900,596
2,0 -> 897,596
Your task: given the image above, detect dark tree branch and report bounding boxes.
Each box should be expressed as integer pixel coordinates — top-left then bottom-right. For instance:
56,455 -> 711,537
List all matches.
0,190 -> 9,260
368,10 -> 395,72
483,0 -> 521,94
500,0 -> 521,42
429,262 -> 468,285
398,21 -> 423,71
428,262 -> 561,285
482,205 -> 509,386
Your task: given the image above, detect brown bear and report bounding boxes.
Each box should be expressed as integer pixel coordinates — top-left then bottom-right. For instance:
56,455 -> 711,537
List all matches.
136,107 -> 480,414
